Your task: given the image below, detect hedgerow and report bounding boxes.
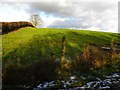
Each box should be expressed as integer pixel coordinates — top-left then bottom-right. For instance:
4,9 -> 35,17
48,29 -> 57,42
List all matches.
1,22 -> 34,34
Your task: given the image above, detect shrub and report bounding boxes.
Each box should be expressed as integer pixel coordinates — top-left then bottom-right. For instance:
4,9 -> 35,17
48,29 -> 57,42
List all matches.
3,62 -> 24,85
1,22 -> 34,34
31,58 -> 59,83
2,58 -> 59,86
75,45 -> 106,72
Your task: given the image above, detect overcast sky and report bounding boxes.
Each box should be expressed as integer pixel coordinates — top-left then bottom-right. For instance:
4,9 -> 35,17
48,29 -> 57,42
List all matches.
0,0 -> 119,33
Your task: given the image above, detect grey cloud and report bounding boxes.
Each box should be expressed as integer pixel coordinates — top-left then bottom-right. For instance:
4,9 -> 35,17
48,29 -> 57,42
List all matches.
81,2 -> 115,12
26,2 -> 75,18
26,2 -> 115,18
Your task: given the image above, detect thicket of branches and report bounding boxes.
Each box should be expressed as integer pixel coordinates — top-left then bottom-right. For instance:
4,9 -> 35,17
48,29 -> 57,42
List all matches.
29,14 -> 43,27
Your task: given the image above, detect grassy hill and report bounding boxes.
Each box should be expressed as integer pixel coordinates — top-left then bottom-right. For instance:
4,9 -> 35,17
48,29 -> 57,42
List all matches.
2,27 -> 120,66
2,27 -> 120,88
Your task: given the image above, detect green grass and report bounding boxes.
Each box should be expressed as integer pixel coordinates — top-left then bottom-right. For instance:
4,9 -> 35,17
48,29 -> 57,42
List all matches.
2,27 -> 120,66
2,27 -> 120,88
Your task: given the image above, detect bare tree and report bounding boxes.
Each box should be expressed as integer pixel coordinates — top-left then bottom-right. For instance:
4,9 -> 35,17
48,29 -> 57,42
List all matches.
29,14 -> 43,27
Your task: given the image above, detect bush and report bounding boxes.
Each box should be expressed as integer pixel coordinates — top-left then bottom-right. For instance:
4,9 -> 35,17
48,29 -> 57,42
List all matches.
3,62 -> 24,85
2,58 -> 59,86
74,45 -> 108,72
1,22 -> 34,34
31,59 -> 59,83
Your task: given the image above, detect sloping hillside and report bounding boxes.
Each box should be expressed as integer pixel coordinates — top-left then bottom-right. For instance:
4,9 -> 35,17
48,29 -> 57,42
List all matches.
2,27 -> 120,65
2,27 -> 120,89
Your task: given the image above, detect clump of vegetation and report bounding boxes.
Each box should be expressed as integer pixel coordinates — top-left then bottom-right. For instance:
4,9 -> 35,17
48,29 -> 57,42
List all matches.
3,58 -> 59,87
2,22 -> 34,34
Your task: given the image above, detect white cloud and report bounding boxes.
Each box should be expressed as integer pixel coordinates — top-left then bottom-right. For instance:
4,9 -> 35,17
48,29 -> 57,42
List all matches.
41,15 -> 66,28
0,3 -> 30,22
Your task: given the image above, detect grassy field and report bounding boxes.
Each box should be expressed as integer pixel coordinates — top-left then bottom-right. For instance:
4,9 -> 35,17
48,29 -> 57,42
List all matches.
2,27 -> 120,88
2,27 -> 120,65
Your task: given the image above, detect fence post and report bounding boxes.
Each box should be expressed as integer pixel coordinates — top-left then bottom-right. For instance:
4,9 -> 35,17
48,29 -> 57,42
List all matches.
110,38 -> 115,64
60,37 -> 66,63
